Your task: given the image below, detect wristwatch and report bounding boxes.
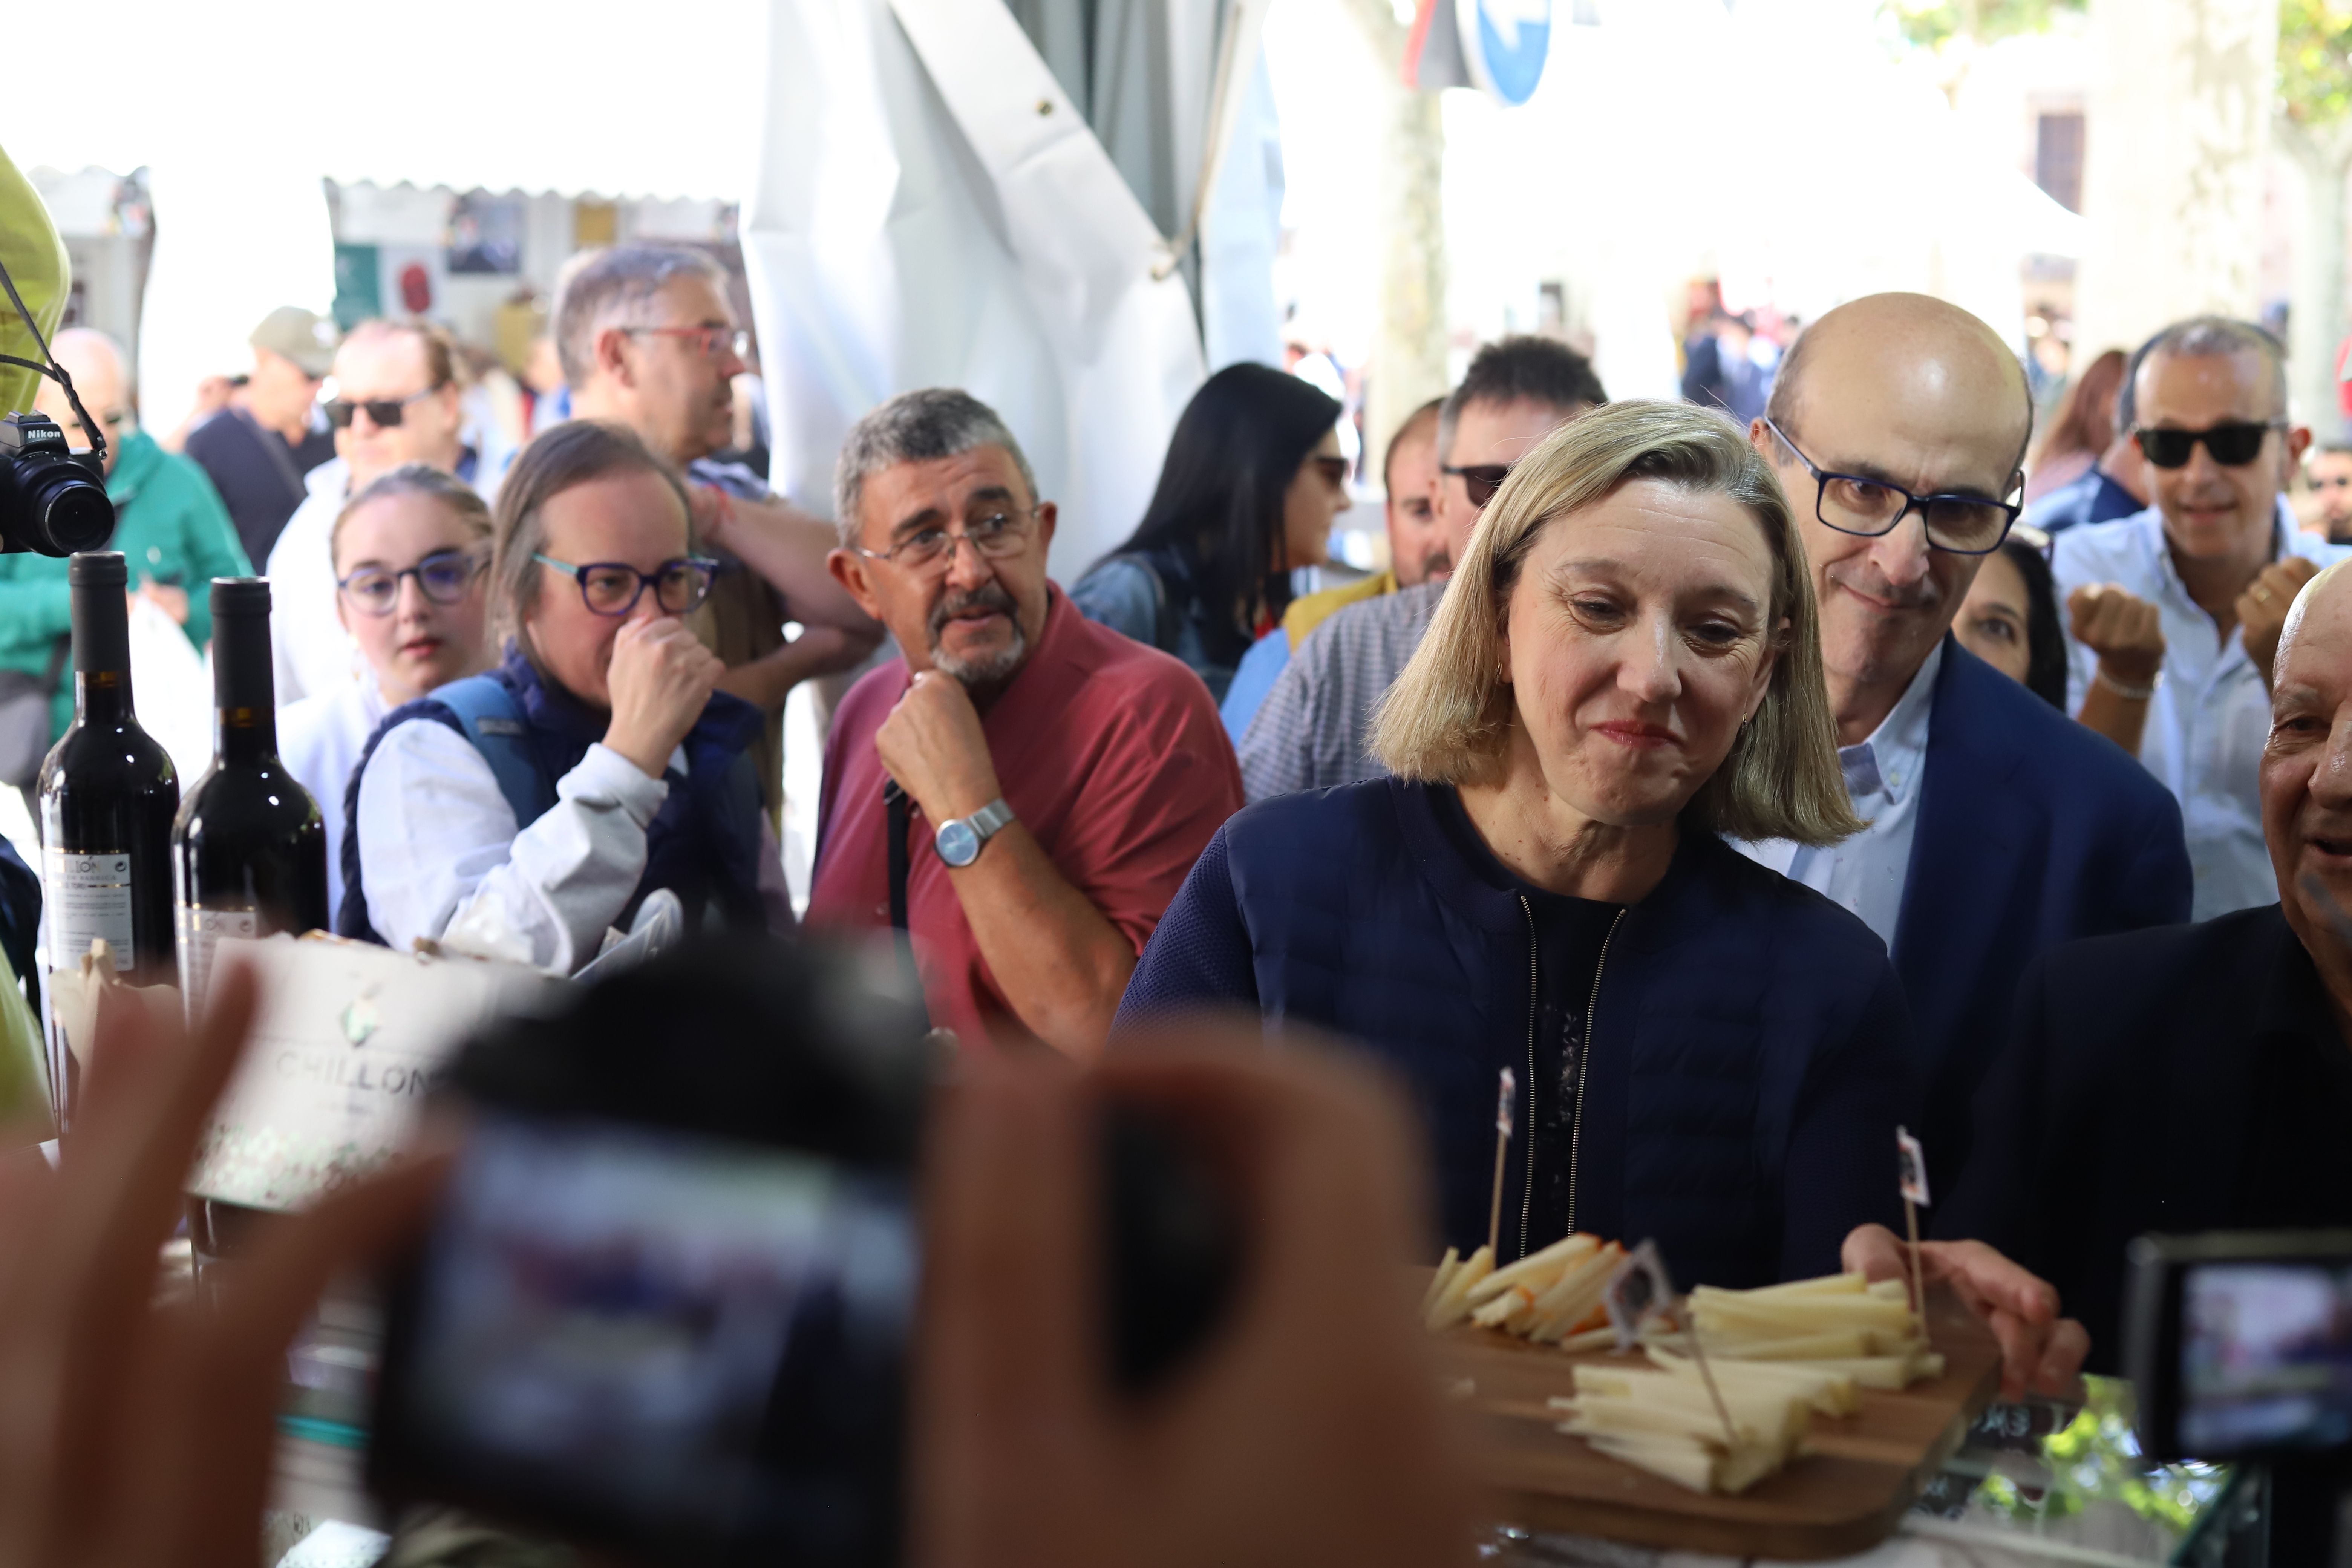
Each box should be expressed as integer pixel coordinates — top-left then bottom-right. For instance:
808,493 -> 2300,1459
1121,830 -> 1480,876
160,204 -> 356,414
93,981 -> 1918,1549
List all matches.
935,798 -> 1016,868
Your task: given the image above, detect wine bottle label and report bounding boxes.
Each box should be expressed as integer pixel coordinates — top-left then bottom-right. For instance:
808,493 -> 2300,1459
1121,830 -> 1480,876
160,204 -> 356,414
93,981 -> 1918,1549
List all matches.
44,850 -> 136,974
176,905 -> 259,1009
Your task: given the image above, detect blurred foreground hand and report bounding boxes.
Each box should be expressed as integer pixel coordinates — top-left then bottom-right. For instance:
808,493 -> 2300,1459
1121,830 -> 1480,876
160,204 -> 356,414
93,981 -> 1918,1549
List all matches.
919,1030 -> 1478,1568
0,966 -> 444,1568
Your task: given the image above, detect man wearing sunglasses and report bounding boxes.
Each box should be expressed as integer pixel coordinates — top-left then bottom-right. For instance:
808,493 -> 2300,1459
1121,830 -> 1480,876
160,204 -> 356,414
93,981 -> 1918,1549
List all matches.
556,245 -> 881,816
1236,337 -> 1604,801
2052,316 -> 2347,921
1734,292 -> 2191,1203
807,389 -> 1240,1058
265,319 -> 478,708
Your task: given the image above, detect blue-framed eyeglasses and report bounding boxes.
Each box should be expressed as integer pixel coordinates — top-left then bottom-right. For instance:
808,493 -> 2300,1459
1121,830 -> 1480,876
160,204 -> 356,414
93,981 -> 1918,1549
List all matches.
336,548 -> 484,616
532,553 -> 721,617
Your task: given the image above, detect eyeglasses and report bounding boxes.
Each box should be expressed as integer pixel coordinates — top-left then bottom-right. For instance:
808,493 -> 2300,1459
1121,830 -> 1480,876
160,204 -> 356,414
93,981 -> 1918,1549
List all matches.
1441,463 -> 1512,509
337,548 -> 485,615
323,386 -> 443,430
853,506 -> 1039,575
622,325 -> 751,363
1765,418 -> 2021,556
532,553 -> 721,617
2134,421 -> 2286,470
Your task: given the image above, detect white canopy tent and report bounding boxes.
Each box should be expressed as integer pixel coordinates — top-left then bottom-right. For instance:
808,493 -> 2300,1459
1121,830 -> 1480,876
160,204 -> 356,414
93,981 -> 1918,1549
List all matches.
0,0 -> 767,441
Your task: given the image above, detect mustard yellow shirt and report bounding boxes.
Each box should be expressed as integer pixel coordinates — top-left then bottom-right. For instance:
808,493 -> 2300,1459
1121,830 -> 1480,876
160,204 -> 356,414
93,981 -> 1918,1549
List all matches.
1280,569 -> 1397,651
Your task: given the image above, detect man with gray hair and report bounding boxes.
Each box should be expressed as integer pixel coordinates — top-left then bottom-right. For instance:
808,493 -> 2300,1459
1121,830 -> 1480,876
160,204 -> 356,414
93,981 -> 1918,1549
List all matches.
2054,314 -> 2349,917
556,244 -> 878,808
805,388 -> 1241,1057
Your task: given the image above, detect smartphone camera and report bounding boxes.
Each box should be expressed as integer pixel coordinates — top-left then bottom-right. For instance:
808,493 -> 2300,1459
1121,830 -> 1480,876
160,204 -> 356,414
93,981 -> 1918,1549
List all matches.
2124,1230 -> 2352,1464
369,936 -> 1237,1568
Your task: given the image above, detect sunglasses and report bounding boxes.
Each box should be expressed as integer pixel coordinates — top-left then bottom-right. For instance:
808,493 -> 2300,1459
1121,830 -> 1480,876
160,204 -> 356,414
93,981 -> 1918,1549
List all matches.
323,385 -> 443,430
1442,462 -> 1512,508
2133,421 -> 2286,469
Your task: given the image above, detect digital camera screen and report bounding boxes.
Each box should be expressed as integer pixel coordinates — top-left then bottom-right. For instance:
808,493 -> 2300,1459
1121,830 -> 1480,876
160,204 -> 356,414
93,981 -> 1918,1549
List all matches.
381,1112 -> 915,1564
2180,1262 -> 2352,1456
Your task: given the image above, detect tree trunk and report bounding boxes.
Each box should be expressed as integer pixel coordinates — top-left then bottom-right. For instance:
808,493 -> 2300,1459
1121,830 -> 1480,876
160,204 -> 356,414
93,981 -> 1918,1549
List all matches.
2279,115 -> 2352,446
1339,0 -> 1450,477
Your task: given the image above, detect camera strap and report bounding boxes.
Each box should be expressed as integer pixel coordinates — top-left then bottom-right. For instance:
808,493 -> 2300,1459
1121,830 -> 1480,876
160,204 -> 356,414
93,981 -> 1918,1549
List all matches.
882,778 -> 926,1012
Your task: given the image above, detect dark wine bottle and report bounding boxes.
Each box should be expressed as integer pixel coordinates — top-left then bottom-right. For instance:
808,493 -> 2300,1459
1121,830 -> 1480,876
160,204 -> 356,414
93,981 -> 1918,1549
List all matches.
172,578 -> 329,1008
174,579 -> 329,1286
35,551 -> 181,994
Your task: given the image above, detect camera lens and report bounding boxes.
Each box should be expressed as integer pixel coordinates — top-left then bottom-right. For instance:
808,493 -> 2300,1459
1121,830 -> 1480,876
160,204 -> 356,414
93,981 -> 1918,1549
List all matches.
18,461 -> 113,556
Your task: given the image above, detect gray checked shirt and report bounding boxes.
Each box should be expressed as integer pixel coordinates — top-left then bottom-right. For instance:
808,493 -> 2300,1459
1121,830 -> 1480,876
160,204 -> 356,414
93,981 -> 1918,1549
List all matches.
1236,580 -> 1444,801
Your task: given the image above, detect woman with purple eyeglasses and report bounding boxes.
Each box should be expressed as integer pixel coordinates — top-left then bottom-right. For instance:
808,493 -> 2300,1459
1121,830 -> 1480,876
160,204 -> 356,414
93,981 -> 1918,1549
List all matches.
339,420 -> 788,971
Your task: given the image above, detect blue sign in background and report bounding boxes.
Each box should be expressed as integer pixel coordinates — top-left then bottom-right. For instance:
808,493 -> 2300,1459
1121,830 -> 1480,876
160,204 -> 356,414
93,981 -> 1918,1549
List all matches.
1460,0 -> 1551,108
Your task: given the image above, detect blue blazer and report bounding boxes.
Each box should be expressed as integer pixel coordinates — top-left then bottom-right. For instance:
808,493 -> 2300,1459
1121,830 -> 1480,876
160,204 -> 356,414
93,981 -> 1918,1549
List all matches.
1115,778 -> 1913,1290
1892,639 -> 2191,1200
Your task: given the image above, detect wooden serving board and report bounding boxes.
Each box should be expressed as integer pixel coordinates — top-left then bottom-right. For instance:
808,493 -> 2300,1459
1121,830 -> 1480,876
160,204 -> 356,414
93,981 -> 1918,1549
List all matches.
1437,1289 -> 2003,1561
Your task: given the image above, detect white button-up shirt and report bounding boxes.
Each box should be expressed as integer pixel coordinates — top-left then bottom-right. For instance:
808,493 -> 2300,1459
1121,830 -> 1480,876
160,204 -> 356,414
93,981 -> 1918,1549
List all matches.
1732,640 -> 1941,952
2051,501 -> 2348,920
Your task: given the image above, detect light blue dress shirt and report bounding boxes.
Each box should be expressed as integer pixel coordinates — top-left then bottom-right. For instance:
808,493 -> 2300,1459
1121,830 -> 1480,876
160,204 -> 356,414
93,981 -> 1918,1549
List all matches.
1732,641 -> 1941,952
2050,501 -> 2348,920
1731,639 -> 1947,959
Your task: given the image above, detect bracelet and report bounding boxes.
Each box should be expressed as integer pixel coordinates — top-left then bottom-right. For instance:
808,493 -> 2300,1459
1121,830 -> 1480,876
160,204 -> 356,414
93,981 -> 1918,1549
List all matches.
2093,666 -> 2160,702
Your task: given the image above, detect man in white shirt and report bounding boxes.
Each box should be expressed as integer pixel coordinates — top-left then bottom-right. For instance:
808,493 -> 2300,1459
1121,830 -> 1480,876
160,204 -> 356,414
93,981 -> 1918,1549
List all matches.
1732,292 -> 2191,1199
2052,317 -> 2347,919
265,320 -> 475,704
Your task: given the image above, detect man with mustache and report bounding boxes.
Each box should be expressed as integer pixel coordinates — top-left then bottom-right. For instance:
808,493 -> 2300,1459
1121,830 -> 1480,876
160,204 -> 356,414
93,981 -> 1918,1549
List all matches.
1944,561 -> 2352,1433
808,389 -> 1243,1056
2051,317 -> 2349,919
1733,292 -> 2191,1200
557,245 -> 880,814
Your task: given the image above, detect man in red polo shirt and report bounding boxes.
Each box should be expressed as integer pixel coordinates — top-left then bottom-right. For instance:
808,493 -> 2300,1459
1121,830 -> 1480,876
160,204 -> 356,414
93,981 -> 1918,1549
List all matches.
810,389 -> 1243,1056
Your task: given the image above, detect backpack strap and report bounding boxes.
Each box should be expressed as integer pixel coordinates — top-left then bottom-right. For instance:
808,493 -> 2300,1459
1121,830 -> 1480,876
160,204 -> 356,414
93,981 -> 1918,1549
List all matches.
431,675 -> 560,826
335,675 -> 560,944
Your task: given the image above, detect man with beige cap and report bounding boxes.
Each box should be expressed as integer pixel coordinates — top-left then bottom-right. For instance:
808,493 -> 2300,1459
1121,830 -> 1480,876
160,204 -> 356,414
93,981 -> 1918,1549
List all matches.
184,307 -> 340,565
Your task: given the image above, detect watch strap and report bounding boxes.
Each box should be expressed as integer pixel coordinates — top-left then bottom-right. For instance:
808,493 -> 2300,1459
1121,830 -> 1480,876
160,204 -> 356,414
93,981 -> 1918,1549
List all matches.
965,798 -> 1016,844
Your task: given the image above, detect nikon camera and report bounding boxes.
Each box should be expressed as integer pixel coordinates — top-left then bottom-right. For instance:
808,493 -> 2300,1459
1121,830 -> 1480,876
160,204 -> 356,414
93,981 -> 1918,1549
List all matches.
0,409 -> 111,556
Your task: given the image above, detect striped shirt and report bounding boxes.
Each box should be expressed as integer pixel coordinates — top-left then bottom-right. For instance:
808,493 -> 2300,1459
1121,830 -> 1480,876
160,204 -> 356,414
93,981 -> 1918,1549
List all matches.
1236,580 -> 1443,801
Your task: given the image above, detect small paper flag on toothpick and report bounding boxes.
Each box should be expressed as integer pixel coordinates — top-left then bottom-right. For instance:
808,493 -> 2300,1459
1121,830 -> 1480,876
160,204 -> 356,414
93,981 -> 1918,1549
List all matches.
1496,1065 -> 1516,1134
1897,1125 -> 1932,1208
1605,1239 -> 1675,1351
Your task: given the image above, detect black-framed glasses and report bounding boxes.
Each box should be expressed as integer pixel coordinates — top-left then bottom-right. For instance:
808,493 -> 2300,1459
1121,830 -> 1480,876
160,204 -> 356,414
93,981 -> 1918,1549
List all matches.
1442,462 -> 1511,509
532,553 -> 720,617
2133,421 -> 2286,470
323,385 -> 443,430
337,548 -> 485,616
622,325 -> 751,362
853,506 -> 1039,575
1765,417 -> 2021,556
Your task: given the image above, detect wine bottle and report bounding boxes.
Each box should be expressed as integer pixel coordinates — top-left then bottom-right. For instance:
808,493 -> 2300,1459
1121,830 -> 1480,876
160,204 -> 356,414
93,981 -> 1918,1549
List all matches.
172,578 -> 329,1010
35,551 -> 180,994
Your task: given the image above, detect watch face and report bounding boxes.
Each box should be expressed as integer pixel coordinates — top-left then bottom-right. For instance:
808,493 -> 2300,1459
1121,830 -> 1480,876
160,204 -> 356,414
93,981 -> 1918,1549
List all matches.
936,819 -> 980,868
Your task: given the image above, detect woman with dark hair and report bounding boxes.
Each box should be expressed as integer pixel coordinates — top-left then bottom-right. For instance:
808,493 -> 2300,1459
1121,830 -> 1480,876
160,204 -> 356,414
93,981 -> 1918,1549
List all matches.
2024,348 -> 2127,502
339,420 -> 784,971
1953,529 -> 2069,710
1071,363 -> 1350,700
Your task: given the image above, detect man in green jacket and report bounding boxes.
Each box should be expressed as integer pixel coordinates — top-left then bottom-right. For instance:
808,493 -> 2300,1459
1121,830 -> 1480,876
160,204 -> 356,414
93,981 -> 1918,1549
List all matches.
6,328 -> 253,745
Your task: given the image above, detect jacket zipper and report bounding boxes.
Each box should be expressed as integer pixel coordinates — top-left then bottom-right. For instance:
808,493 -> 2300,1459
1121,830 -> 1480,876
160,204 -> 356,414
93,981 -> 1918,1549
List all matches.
1517,896 -> 1539,1259
1564,907 -> 1626,1238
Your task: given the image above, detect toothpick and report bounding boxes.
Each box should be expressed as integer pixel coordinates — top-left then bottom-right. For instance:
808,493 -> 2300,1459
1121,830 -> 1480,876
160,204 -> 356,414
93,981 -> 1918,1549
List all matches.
1679,1306 -> 1740,1448
1904,1196 -> 1932,1350
1487,1066 -> 1515,1258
